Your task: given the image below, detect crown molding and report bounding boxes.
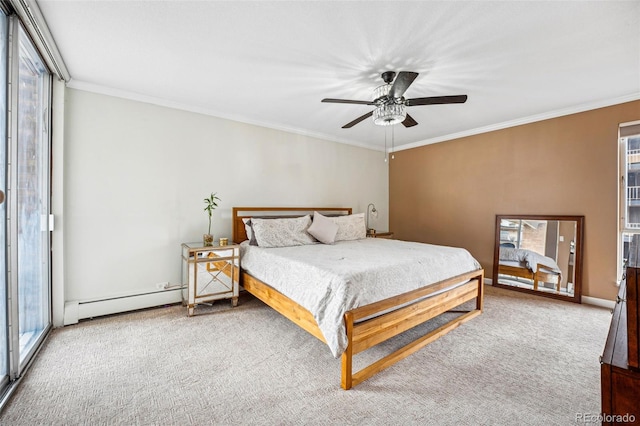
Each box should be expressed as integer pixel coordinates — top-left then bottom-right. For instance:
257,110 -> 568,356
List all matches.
65,80 -> 384,152
394,93 -> 640,152
67,79 -> 639,154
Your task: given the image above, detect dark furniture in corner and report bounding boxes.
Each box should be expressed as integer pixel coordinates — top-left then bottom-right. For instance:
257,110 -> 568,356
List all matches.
601,235 -> 640,424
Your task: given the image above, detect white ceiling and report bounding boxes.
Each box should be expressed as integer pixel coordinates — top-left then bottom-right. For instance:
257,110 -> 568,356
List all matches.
37,0 -> 640,151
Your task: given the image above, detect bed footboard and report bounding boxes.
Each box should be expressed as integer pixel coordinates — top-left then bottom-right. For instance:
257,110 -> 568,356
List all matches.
241,267 -> 484,390
341,269 -> 484,389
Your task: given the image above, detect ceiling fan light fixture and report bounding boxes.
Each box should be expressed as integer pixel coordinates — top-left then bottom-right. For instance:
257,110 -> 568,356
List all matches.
373,84 -> 391,101
322,70 -> 466,129
373,103 -> 406,126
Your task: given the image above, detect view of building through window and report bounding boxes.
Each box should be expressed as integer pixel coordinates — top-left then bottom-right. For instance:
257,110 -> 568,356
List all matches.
499,218 -> 547,254
621,133 -> 640,266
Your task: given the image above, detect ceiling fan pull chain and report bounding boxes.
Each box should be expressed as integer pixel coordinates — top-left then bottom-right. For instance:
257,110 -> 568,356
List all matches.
384,127 -> 388,163
391,126 -> 395,160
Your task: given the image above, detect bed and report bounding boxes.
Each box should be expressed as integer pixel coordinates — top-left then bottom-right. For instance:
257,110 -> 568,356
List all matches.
498,246 -> 562,291
232,207 -> 485,389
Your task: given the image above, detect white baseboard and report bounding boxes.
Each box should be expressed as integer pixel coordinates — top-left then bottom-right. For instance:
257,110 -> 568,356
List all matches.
63,288 -> 183,325
484,277 -> 614,309
63,300 -> 79,325
581,295 -> 615,310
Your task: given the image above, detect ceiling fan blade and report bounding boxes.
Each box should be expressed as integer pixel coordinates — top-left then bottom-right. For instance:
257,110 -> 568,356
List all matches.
390,72 -> 418,98
322,98 -> 375,105
342,111 -> 373,128
405,95 -> 468,106
402,114 -> 418,128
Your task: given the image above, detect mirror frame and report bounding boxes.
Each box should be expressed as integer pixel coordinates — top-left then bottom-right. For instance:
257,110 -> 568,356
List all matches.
492,214 -> 584,303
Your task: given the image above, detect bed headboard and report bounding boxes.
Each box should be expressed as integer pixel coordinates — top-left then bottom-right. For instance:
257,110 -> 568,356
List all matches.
232,207 -> 353,244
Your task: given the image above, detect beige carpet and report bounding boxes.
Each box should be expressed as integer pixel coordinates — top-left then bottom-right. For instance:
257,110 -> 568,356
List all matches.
0,285 -> 612,425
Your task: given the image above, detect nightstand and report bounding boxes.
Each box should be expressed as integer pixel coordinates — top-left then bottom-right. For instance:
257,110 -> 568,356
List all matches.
366,231 -> 394,239
181,242 -> 240,316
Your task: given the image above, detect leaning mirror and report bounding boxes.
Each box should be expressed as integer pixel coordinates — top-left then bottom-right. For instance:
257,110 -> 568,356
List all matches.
492,215 -> 584,303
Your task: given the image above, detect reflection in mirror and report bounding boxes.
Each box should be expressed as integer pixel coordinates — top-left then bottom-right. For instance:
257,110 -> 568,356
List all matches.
492,215 -> 584,303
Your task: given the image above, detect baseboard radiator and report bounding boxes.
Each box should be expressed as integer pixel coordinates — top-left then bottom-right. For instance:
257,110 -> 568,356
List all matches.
63,288 -> 183,325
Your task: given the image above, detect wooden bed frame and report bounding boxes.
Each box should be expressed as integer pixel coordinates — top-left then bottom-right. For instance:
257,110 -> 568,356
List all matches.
498,263 -> 561,291
232,207 -> 485,390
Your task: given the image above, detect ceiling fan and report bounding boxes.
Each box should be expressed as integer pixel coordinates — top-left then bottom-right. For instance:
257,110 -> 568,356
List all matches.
321,71 -> 467,129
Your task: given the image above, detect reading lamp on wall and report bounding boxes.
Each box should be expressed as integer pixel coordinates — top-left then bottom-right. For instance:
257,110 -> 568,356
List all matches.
367,203 -> 378,235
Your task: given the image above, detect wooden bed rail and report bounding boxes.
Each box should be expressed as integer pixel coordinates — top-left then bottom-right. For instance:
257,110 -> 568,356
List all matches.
341,269 -> 484,389
242,265 -> 484,390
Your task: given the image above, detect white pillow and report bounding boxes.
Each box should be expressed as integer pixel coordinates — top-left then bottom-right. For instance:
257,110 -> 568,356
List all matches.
308,211 -> 339,244
251,215 -> 317,248
330,213 -> 366,241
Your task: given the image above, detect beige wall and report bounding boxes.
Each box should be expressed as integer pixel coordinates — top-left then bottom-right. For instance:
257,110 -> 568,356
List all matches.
59,88 -> 389,314
390,100 -> 640,301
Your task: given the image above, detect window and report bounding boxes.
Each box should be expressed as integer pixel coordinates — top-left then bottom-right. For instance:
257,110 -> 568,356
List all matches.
0,14 -> 52,404
499,218 -> 549,254
0,11 -> 7,394
14,22 -> 52,365
619,122 -> 640,276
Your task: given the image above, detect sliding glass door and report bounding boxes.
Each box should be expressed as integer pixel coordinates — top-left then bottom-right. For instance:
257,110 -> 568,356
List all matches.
0,13 -> 52,401
12,22 -> 52,368
0,12 -> 7,392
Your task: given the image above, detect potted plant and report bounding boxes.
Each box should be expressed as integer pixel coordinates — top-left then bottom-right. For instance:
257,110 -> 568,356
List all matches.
203,192 -> 220,246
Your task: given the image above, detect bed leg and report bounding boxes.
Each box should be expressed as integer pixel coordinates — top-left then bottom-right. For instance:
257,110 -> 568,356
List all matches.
341,312 -> 354,390
476,272 -> 485,312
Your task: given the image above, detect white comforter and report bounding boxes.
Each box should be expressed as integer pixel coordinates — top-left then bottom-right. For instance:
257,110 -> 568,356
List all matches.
499,247 -> 561,274
240,238 -> 482,357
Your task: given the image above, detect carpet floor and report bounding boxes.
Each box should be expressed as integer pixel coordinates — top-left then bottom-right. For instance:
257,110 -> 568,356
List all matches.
0,285 -> 612,425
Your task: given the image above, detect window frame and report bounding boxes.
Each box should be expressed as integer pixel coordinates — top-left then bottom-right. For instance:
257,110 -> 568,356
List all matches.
618,121 -> 640,282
